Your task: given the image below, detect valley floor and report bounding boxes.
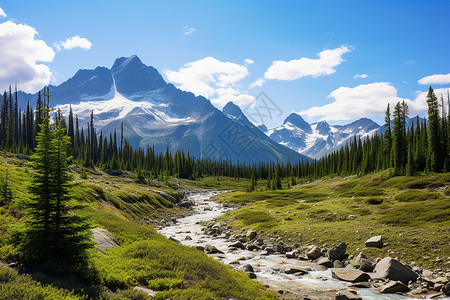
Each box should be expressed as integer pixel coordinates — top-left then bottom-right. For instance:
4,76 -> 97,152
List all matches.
0,152 -> 448,299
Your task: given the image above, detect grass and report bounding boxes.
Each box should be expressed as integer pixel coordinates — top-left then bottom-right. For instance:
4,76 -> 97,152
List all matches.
216,171 -> 450,269
0,152 -> 276,299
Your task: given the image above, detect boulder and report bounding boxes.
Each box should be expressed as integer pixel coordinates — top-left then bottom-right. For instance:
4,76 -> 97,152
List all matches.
229,241 -> 246,249
204,244 -> 224,254
335,290 -> 362,300
373,257 -> 418,284
185,236 -> 192,240
92,227 -> 118,251
442,282 -> 450,296
379,281 -> 409,294
306,245 -> 321,259
328,242 -> 347,261
248,272 -> 257,279
246,230 -> 257,240
331,268 -> 371,283
364,236 -> 383,248
317,257 -> 333,268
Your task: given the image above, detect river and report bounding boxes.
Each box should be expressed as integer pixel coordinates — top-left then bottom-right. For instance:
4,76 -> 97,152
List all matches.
159,190 -> 418,300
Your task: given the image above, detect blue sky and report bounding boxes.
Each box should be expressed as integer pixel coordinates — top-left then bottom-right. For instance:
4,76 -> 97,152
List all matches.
1,0 -> 449,127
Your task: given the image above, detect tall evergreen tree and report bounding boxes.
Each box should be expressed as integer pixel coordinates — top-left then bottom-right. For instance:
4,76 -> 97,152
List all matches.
426,86 -> 441,172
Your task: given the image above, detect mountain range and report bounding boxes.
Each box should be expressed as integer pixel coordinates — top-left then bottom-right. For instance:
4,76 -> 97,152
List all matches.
17,56 -> 309,164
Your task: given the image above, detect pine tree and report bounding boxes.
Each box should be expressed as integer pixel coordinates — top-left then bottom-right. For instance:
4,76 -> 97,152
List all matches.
17,91 -> 93,262
426,87 -> 441,172
0,170 -> 13,206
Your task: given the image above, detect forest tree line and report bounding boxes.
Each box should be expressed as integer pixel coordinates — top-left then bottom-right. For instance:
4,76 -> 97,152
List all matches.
0,86 -> 449,190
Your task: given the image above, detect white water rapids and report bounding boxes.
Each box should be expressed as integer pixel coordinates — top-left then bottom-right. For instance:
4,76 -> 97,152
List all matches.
158,190 -> 416,299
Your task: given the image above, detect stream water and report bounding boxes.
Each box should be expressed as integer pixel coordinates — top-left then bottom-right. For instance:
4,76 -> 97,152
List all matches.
158,190 -> 418,300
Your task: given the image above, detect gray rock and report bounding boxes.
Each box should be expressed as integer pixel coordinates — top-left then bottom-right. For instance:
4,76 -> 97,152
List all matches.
169,237 -> 180,243
204,244 -> 224,254
283,267 -> 308,275
359,259 -> 374,272
185,236 -> 192,240
335,290 -> 362,300
364,236 -> 383,248
246,244 -> 260,251
331,268 -> 371,283
379,281 -> 409,294
334,260 -> 345,268
317,257 -> 333,268
348,282 -> 371,288
241,264 -> 254,273
248,272 -> 257,279
285,250 -> 298,258
229,241 -> 246,249
328,242 -> 347,261
133,286 -> 156,297
373,257 -> 418,284
442,282 -> 450,296
306,245 -> 321,259
92,227 -> 118,251
246,230 -> 257,240
348,215 -> 357,220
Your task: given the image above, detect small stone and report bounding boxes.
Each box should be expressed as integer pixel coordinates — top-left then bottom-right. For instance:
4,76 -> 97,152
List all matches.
241,264 -> 254,272
306,245 -> 321,259
248,272 -> 256,279
334,260 -> 345,268
229,241 -> 245,249
283,267 -> 308,275
246,230 -> 257,240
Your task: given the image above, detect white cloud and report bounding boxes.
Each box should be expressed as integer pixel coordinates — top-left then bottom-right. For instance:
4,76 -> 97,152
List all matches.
0,8 -> 6,18
183,26 -> 196,35
0,20 -> 55,93
249,78 -> 265,88
405,59 -> 416,64
299,82 -> 440,122
164,57 -> 251,108
264,45 -> 351,81
354,73 -> 368,79
418,73 -> 450,85
244,58 -> 254,65
55,35 -> 92,51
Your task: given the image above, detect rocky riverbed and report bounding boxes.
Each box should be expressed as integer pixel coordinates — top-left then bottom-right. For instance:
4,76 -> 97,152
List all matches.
158,190 -> 450,300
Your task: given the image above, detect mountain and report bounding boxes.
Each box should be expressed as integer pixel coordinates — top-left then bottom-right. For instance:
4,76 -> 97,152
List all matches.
266,113 -> 381,158
17,56 -> 310,164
